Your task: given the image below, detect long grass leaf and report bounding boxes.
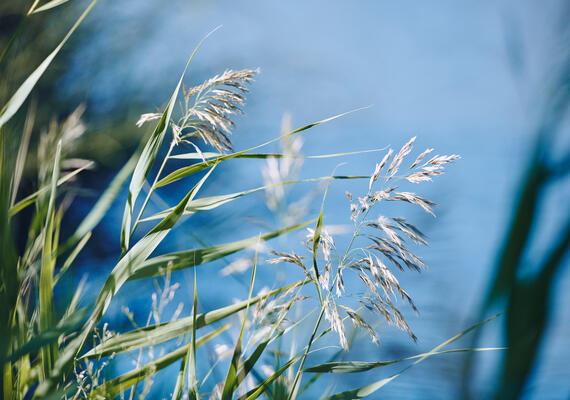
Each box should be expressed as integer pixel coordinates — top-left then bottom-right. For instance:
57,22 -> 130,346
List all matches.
170,148 -> 387,161
83,281 -> 308,359
31,0 -> 71,14
91,165 -> 216,330
39,141 -> 62,375
304,348 -> 504,373
221,239 -> 259,400
94,326 -> 228,399
187,268 -> 200,400
127,219 -> 314,281
0,0 -> 99,129
322,314 -> 503,399
155,107 -> 369,188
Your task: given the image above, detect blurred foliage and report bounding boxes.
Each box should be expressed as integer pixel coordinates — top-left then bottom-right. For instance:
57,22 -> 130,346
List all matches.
462,43 -> 570,400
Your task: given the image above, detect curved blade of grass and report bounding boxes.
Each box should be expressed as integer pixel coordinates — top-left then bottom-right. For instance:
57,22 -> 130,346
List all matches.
9,161 -> 94,216
170,148 -> 387,161
120,27 -> 219,251
304,348 -> 505,374
92,165 -> 216,329
155,107 -> 369,188
188,268 -> 200,399
221,239 -> 259,400
322,313 -> 503,399
311,184 -> 330,304
94,325 -> 228,399
39,140 -> 61,375
126,219 -> 314,281
83,281 -> 308,359
0,0 -> 99,129
175,267 -> 200,400
31,0 -> 71,14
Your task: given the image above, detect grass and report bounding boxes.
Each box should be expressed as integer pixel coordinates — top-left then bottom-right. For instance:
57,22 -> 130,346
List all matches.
0,2 -> 502,399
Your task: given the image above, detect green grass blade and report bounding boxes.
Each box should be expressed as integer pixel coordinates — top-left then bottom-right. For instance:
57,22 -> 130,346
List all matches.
83,281 -> 308,359
304,348 -> 505,373
187,268 -> 200,400
221,239 -> 259,400
322,314 -> 503,399
127,219 -> 315,281
31,0 -> 71,14
91,165 -> 216,328
169,148 -> 387,161
39,141 -> 62,375
120,28 -> 218,251
0,0 -> 99,129
155,107 -> 369,188
94,325 -> 228,399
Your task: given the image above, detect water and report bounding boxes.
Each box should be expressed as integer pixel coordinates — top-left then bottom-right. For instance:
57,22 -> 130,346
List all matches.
60,0 -> 570,398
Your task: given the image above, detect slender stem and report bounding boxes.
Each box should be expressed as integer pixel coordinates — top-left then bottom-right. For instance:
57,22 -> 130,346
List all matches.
130,140 -> 175,238
341,207 -> 371,266
287,306 -> 325,400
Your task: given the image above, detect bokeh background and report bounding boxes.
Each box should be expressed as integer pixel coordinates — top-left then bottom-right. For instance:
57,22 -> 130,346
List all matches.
2,1 -> 569,398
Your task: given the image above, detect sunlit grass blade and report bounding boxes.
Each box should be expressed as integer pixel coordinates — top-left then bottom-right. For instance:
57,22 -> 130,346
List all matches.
221,239 -> 259,400
39,140 -> 61,376
141,176 -> 368,223
172,270 -> 200,400
322,313 -> 503,399
127,219 -> 315,281
94,325 -> 228,399
170,148 -> 387,161
155,107 -> 370,188
304,348 -> 505,374
9,160 -> 94,217
0,0 -> 99,129
83,281 -> 308,359
312,185 -> 329,303
31,0 -> 71,14
120,28 -> 219,252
